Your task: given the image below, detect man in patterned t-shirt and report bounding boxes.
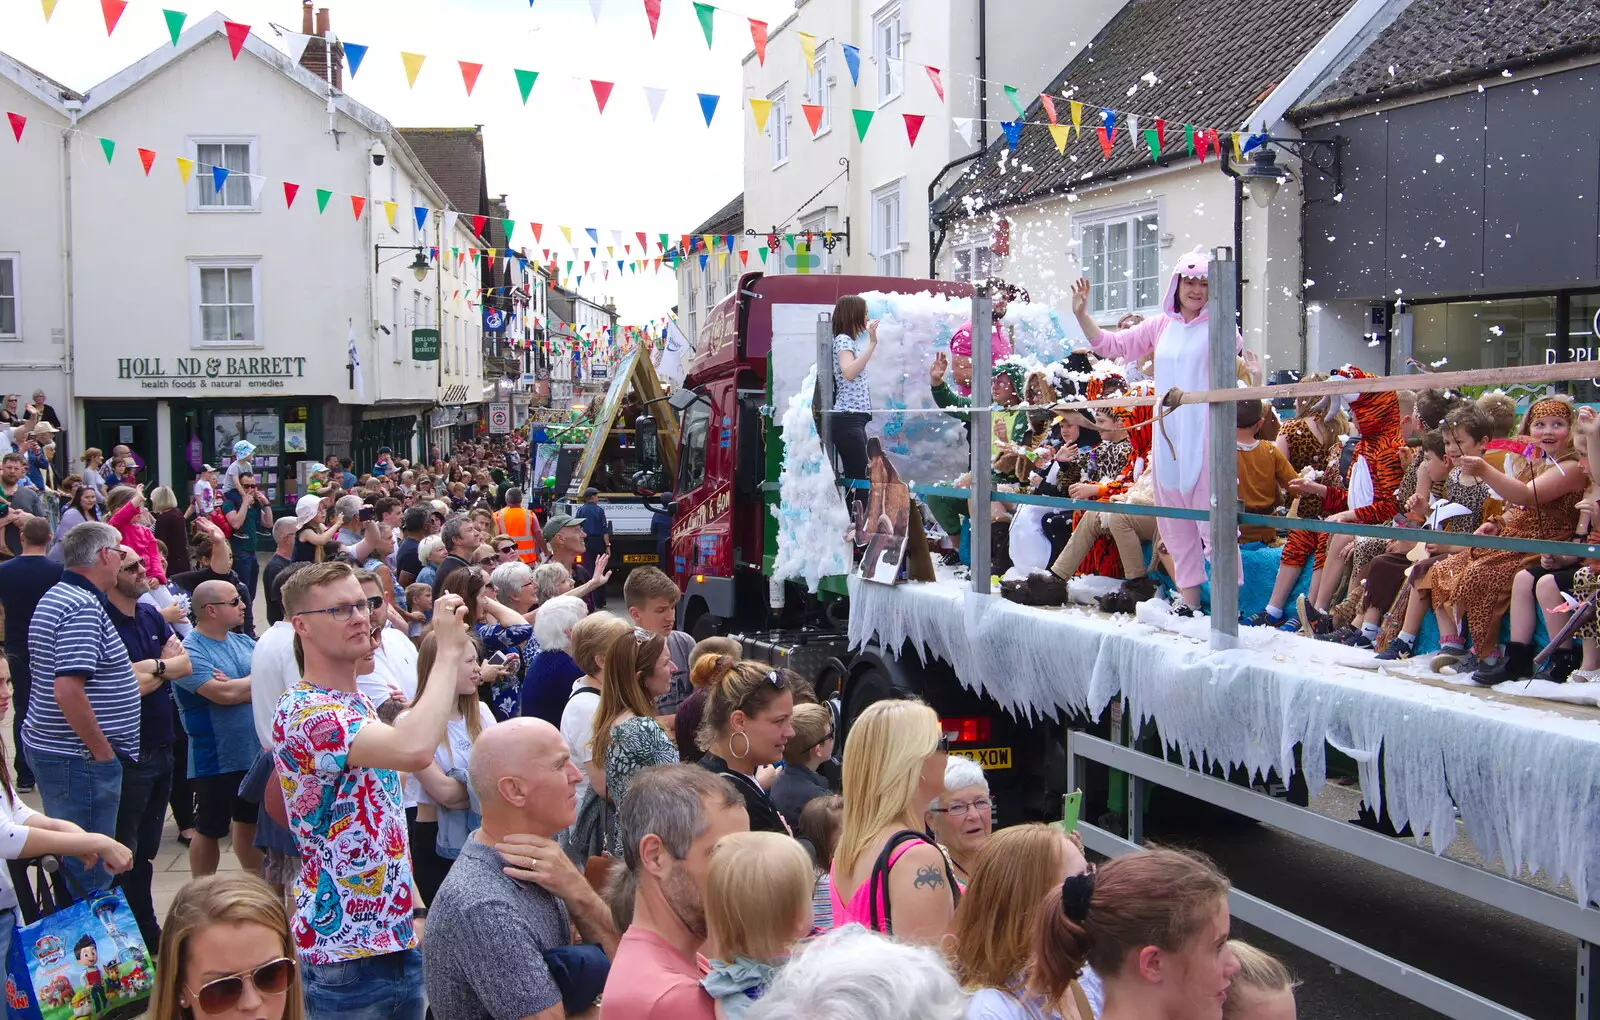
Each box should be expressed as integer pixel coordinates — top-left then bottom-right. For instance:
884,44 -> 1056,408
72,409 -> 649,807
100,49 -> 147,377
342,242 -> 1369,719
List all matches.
273,560 -> 470,1020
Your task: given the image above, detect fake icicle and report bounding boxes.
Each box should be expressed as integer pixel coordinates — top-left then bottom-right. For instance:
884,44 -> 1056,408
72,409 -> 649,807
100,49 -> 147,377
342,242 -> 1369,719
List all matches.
770,367 -> 853,592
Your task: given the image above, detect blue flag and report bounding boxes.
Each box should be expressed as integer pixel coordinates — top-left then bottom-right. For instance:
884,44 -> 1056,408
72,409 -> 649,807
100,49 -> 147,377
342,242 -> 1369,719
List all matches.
841,44 -> 861,85
414,207 -> 429,232
1001,121 -> 1021,149
343,42 -> 368,77
212,165 -> 230,193
698,93 -> 720,126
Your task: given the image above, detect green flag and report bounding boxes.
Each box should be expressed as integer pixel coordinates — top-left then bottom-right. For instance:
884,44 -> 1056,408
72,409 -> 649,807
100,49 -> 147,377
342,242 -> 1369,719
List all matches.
1143,127 -> 1160,159
514,69 -> 539,105
502,219 -> 516,243
98,137 -> 115,163
758,247 -> 769,264
658,232 -> 669,252
852,108 -> 873,141
162,8 -> 185,45
693,2 -> 714,47
316,188 -> 332,213
1003,84 -> 1025,118
1184,124 -> 1196,155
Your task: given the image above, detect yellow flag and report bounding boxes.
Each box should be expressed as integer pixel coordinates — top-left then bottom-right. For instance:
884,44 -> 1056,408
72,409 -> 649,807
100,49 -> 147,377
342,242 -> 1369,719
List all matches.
748,98 -> 774,133
1048,124 -> 1070,153
702,234 -> 716,251
798,32 -> 816,75
1068,100 -> 1083,138
401,52 -> 426,88
41,0 -> 58,21
1230,131 -> 1244,161
717,251 -> 727,268
560,225 -> 573,244
175,157 -> 195,183
607,246 -> 614,257
383,201 -> 398,228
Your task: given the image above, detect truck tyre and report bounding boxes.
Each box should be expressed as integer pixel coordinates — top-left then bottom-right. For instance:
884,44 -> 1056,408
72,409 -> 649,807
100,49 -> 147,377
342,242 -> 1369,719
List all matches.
690,612 -> 728,642
836,645 -> 922,760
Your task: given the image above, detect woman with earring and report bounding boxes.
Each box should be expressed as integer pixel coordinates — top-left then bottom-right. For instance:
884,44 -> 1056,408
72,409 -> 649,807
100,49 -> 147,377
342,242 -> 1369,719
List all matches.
149,873 -> 303,1020
697,660 -> 799,835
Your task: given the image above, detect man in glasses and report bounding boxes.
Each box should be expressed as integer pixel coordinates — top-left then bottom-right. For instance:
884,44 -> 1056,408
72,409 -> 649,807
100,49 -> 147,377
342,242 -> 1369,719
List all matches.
221,469 -> 273,626
177,579 -> 260,879
275,561 -> 472,1020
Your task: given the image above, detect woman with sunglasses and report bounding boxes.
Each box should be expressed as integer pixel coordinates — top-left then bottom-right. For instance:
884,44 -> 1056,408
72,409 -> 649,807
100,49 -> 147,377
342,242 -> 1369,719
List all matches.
437,567 -> 529,720
697,659 -> 799,837
149,873 -> 303,1020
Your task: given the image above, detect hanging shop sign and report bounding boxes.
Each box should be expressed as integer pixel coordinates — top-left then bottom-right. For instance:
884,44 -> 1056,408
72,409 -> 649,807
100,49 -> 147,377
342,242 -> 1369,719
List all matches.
412,328 -> 441,361
483,307 -> 509,333
116,356 -> 307,391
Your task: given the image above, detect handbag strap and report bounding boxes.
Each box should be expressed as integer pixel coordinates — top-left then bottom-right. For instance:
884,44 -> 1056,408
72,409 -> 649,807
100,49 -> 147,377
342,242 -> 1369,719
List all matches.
33,856 -> 87,916
865,830 -> 955,935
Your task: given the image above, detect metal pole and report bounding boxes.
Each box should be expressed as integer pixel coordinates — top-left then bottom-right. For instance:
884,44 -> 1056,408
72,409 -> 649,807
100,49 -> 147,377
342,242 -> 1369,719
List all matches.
1208,248 -> 1240,649
970,287 -> 994,595
817,316 -> 837,473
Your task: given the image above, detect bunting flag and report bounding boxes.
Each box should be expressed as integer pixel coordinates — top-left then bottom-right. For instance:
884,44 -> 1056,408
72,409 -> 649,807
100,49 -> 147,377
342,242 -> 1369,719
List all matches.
748,98 -> 773,132
1127,113 -> 1139,148
344,43 -> 368,77
1041,94 -> 1057,125
1096,121 -> 1115,159
643,0 -> 661,37
1195,127 -> 1213,162
1069,100 -> 1083,137
841,43 -> 861,85
351,196 -> 366,220
283,30 -> 313,63
590,80 -> 614,113
952,117 -> 975,146
586,227 -> 600,243
851,108 -> 873,141
1143,127 -> 1160,159
502,219 -> 516,242
1231,130 -> 1244,161
749,19 -> 767,65
561,226 -> 574,244
41,0 -> 59,22
382,200 -> 398,228
401,52 -> 426,88
99,137 -> 115,163
903,113 -> 925,147
798,32 -> 817,75
100,0 -> 128,35
137,147 -> 155,174
163,9 -> 185,45
316,188 -> 332,213
533,223 -> 545,243
758,247 -> 768,264
175,157 -> 194,183
1048,123 -> 1070,153
459,61 -> 483,96
801,104 -> 824,136
514,69 -> 539,104
224,21 -> 249,59
1001,121 -> 1021,149
738,249 -> 749,266
643,86 -> 666,120
414,206 -> 428,231
1004,84 -> 1027,119
284,182 -> 300,208
693,1 -> 714,47
589,0 -> 602,23
697,93 -> 719,125
472,215 -> 487,236
925,66 -> 944,103
6,113 -> 24,142
1154,117 -> 1167,151
212,165 -> 230,193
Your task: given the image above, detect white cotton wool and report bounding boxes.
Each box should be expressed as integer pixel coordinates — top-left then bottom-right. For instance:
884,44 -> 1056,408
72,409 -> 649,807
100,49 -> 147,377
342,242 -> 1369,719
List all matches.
770,366 -> 853,593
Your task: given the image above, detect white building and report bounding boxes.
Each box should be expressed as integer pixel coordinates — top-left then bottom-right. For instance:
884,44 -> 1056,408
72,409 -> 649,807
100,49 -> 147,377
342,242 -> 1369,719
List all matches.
675,194 -> 742,344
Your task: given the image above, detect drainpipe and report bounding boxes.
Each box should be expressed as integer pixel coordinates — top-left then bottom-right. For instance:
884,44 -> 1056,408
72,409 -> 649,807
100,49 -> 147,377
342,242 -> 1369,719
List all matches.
61,100 -> 79,445
926,0 -> 988,277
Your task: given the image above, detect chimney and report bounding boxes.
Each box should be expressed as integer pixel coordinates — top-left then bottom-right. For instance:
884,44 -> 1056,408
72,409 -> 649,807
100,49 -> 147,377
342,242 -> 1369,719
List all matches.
299,6 -> 343,90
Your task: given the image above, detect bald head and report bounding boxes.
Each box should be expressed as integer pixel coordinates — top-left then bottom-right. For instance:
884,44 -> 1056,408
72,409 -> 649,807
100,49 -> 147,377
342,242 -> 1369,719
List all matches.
470,718 -> 583,838
193,579 -> 246,635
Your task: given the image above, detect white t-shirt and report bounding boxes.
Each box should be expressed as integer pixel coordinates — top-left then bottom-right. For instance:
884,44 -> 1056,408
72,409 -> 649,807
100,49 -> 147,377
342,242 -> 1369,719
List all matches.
560,680 -> 601,804
194,478 -> 216,515
250,622 -> 301,749
359,627 -> 419,708
416,703 -> 495,806
0,788 -> 40,910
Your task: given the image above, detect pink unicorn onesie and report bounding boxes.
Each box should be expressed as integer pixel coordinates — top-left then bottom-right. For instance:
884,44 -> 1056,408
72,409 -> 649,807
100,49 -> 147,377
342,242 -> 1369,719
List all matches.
1070,247 -> 1240,612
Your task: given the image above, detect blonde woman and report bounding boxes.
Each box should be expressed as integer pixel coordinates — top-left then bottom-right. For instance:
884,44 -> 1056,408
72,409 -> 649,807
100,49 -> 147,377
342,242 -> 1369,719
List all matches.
409,630 -> 495,902
830,698 -> 956,943
701,831 -> 815,1019
79,447 -> 109,506
150,485 -> 192,575
591,627 -> 677,856
1223,942 -> 1298,1020
149,873 -> 303,1020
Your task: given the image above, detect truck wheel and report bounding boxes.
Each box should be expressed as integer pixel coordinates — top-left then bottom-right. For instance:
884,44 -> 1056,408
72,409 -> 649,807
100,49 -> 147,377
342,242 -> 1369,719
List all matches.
690,613 -> 727,642
836,649 -> 912,759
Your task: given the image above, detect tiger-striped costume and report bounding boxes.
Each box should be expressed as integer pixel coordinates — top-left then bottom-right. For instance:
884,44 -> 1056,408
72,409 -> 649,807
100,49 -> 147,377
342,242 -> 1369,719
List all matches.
1318,366 -> 1404,526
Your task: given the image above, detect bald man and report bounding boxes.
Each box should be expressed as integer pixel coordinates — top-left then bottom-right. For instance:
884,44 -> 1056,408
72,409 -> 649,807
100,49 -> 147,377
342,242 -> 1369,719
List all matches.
424,719 -> 618,1020
178,579 -> 260,878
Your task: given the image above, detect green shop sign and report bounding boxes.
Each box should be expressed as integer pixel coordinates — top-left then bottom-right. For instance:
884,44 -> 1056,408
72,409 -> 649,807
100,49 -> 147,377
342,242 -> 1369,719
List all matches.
412,328 -> 441,361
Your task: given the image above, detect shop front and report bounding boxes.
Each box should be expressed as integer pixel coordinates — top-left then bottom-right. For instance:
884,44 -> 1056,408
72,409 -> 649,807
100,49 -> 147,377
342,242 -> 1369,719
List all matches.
356,411 -> 422,475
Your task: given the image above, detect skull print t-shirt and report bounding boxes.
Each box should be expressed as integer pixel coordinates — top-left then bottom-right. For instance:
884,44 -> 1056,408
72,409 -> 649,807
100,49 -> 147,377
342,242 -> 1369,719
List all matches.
273,682 -> 416,965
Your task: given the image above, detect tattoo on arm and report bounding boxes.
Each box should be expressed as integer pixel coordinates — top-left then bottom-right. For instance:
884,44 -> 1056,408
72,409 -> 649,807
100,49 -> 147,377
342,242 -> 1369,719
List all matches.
913,865 -> 946,891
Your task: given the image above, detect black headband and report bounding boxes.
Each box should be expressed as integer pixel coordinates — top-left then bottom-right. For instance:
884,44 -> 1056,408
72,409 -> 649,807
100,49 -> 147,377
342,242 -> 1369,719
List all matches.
1061,872 -> 1096,924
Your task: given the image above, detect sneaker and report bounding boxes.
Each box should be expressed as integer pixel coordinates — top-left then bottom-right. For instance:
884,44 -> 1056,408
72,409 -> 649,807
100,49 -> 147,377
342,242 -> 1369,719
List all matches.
1429,645 -> 1468,671
1376,636 -> 1415,661
1168,591 -> 1197,618
1277,617 -> 1304,634
1324,625 -> 1360,645
1296,595 -> 1334,637
1345,631 -> 1375,650
14,780 -> 33,795
1243,609 -> 1283,627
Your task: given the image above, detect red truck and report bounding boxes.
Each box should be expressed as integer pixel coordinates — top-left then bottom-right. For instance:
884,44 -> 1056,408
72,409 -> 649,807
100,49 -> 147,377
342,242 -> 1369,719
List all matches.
633,272 -> 1069,823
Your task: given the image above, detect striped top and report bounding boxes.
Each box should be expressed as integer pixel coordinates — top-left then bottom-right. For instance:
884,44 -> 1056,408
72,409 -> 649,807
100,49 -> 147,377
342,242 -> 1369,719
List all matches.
22,572 -> 142,760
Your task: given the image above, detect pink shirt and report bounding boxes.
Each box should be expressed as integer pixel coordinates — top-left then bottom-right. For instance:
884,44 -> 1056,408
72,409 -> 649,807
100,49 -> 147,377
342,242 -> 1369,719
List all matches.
601,926 -> 714,1020
109,500 -> 167,584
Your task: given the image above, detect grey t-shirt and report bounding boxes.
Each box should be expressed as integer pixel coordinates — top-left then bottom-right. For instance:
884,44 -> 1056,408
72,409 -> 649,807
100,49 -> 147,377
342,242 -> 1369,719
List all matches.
422,838 -> 572,1020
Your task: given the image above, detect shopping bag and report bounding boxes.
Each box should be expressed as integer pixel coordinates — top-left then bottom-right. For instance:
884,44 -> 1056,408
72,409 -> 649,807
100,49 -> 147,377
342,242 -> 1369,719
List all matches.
4,858 -> 154,1020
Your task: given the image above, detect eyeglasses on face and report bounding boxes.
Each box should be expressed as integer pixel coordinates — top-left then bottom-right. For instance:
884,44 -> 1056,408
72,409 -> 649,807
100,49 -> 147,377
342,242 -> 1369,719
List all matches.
496,545 -> 517,555
294,595 -> 383,622
118,562 -> 142,575
930,797 -> 993,818
187,957 -> 295,1013
202,595 -> 244,610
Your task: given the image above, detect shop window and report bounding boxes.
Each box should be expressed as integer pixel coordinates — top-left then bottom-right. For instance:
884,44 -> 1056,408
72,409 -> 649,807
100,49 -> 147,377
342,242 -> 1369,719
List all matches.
190,138 -> 257,211
1565,293 -> 1600,403
1411,295 -> 1557,378
190,258 -> 262,348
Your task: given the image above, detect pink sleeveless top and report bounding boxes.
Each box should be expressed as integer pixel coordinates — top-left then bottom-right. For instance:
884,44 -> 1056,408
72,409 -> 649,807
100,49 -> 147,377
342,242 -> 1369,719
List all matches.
827,838 -> 926,933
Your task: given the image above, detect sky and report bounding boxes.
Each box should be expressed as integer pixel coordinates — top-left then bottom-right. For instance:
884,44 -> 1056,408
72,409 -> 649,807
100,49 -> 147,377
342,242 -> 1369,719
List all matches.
1,0 -> 789,322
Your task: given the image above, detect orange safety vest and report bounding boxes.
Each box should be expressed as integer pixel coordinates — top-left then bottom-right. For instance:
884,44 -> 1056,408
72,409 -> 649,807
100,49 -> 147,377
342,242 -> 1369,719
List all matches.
495,506 -> 543,563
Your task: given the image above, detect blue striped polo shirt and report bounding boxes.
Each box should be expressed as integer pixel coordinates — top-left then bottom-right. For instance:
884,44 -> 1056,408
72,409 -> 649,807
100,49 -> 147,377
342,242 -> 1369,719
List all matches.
23,572 -> 141,760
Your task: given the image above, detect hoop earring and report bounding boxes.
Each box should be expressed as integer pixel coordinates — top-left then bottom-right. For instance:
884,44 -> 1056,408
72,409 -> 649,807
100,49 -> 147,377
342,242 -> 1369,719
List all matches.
729,731 -> 750,760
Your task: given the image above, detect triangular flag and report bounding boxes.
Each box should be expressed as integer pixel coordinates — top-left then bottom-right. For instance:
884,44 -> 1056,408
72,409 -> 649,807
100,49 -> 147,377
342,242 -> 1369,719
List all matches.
212,165 -> 230,194
643,86 -> 666,120
1004,84 -> 1027,118
785,233 -> 796,250
223,21 -> 249,59
1143,127 -> 1160,159
643,0 -> 661,37
801,104 -> 824,136
98,137 -> 116,163
1185,124 -> 1197,157
699,254 -> 709,271
1048,124 -> 1070,153
401,52 -> 426,88
852,108 -> 873,141
758,247 -> 769,264
351,197 -> 365,220
5,113 -> 24,143
693,1 -> 714,47
702,234 -> 716,251
1154,117 -> 1167,150
344,43 -> 368,77
561,226 -> 573,244
659,233 -> 669,251
41,0 -> 59,22
697,93 -> 719,126
101,0 -> 127,36
502,219 -> 516,242
952,117 -> 975,146
1231,131 -> 1244,161
589,0 -> 602,23
175,157 -> 195,183
1069,100 -> 1083,137
842,43 -> 861,85
587,227 -> 600,244
591,80 -> 614,113
532,223 -> 544,243
382,201 -> 398,228
472,215 -> 487,237
1001,121 -> 1020,149
636,231 -> 647,251
316,188 -> 332,213
1128,113 -> 1139,141
925,66 -> 945,103
1041,94 -> 1057,124
283,30 -> 312,63
137,147 -> 156,174
1096,123 -> 1115,159
903,113 -> 925,147
798,32 -> 817,74
749,98 -> 773,133
458,61 -> 483,96
415,207 -> 429,231
749,19 -> 767,64
162,9 -> 186,45
284,182 -> 300,208
514,69 -> 539,104
738,249 -> 749,266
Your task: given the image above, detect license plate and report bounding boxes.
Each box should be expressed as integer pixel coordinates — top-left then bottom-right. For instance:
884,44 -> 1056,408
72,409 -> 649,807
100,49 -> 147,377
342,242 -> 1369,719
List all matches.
950,747 -> 1011,770
622,554 -> 658,564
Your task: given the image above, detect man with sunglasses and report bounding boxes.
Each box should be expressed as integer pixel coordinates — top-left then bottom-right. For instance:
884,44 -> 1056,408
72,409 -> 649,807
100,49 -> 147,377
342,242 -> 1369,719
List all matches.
177,580 -> 260,880
221,470 -> 273,625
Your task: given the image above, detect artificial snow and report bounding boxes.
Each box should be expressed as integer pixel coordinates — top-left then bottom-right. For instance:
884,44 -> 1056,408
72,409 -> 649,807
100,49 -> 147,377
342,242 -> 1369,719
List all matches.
849,576 -> 1600,901
770,366 -> 853,593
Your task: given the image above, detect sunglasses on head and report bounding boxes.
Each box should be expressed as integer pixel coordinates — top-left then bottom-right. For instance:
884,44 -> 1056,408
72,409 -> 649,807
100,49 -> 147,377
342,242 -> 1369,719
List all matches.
187,957 -> 295,1013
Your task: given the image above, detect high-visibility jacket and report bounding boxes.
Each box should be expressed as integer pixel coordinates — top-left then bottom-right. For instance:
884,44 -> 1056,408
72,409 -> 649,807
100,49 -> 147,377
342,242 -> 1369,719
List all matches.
495,506 -> 543,563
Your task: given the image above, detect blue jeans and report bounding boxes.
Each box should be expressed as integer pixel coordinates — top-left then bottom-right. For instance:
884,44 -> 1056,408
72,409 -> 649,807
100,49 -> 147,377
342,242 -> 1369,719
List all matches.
23,747 -> 124,893
113,744 -> 171,951
302,948 -> 424,1020
232,545 -> 259,635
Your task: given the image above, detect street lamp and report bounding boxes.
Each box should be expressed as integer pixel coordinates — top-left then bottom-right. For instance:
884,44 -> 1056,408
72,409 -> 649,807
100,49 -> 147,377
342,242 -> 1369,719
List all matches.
407,248 -> 431,282
374,244 -> 432,282
1239,146 -> 1290,207
1219,134 -> 1344,208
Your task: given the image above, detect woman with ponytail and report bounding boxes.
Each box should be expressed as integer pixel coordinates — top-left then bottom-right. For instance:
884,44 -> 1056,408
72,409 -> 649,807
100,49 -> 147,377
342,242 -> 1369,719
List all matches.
1031,848 -> 1239,1020
696,659 -> 798,835
591,626 -> 678,855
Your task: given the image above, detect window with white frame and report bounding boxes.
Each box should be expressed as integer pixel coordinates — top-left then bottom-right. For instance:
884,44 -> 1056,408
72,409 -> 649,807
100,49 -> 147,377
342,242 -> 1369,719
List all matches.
800,214 -> 832,274
705,266 -> 718,309
806,42 -> 833,133
0,255 -> 17,338
769,87 -> 789,168
722,249 -> 736,292
1077,207 -> 1161,318
870,180 -> 906,276
190,138 -> 256,211
409,187 -> 420,244
423,296 -> 433,329
190,258 -> 261,347
685,284 -> 697,342
874,3 -> 904,105
952,244 -> 996,283
391,281 -> 402,360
